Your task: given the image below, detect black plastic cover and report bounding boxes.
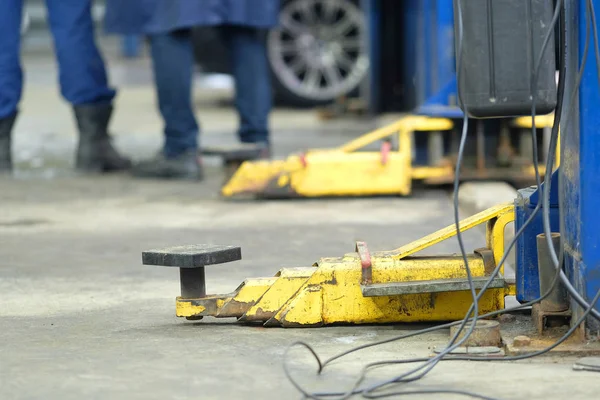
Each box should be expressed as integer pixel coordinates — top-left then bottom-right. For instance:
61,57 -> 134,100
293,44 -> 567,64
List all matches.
454,0 -> 557,118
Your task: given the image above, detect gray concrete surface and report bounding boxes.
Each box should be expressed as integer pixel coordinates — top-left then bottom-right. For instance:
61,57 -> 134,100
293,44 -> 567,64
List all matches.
458,181 -> 520,282
1,51 -> 598,400
458,182 -> 519,216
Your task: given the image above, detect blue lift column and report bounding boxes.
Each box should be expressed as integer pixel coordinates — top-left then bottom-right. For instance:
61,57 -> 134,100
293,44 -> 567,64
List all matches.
562,0 -> 600,329
414,0 -> 461,119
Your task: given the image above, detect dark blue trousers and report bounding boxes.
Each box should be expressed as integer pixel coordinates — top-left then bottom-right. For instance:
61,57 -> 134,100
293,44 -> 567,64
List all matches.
0,0 -> 116,119
149,26 -> 272,157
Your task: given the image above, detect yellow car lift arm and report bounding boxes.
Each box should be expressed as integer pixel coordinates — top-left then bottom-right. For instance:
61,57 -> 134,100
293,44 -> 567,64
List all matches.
218,114 -> 557,199
143,202 -> 516,327
221,115 -> 454,198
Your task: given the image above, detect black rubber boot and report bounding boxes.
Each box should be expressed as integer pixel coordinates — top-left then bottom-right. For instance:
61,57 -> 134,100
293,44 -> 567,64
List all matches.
73,104 -> 132,173
0,113 -> 16,173
132,149 -> 203,180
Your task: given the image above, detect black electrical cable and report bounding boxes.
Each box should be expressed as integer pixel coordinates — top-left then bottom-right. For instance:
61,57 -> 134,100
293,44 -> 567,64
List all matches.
305,283 -> 600,400
351,2 -> 567,390
324,0 -> 502,391
439,0 -> 600,366
362,389 -> 501,400
282,0 -> 582,398
283,0 -> 564,395
540,0 -> 600,324
527,0 -> 565,185
352,0 -> 600,370
438,0 -> 564,357
284,3 -> 491,397
324,278 -> 600,371
285,244 -> 569,399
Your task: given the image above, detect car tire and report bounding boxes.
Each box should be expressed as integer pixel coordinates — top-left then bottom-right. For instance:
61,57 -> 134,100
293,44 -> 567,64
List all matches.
267,0 -> 369,108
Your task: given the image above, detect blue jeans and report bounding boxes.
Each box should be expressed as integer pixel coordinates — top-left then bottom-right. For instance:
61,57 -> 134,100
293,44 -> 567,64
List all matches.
149,26 -> 272,157
0,0 -> 116,119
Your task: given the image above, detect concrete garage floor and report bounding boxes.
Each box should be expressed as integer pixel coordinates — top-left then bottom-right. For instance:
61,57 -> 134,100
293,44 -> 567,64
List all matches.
1,50 -> 598,400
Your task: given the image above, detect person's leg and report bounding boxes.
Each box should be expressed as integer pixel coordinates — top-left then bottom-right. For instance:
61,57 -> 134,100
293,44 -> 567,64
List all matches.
221,26 -> 272,149
132,30 -> 202,180
0,0 -> 24,172
149,30 -> 199,157
45,0 -> 130,172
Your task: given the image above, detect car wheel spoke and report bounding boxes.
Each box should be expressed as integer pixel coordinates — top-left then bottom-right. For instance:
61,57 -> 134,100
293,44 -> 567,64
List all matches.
289,57 -> 307,74
332,14 -> 356,38
280,13 -> 305,36
339,37 -> 362,51
274,41 -> 298,54
267,0 -> 369,102
336,51 -> 355,71
302,67 -> 322,92
321,0 -> 340,25
323,65 -> 342,87
298,0 -> 319,26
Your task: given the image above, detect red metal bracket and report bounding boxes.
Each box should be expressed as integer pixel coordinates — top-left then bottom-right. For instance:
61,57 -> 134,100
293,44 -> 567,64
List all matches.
356,241 -> 372,284
299,152 -> 308,168
380,141 -> 391,165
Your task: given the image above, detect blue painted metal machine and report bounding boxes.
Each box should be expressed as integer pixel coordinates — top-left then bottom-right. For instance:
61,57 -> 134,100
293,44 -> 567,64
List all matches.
405,0 -> 461,119
396,0 -> 552,181
466,0 -> 600,333
515,171 -> 560,303
561,0 -> 600,328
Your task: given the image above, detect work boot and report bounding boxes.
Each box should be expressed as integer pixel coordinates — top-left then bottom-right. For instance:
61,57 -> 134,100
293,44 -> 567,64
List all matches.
73,104 -> 132,173
0,113 -> 16,173
131,149 -> 203,180
239,141 -> 270,160
256,142 -> 271,159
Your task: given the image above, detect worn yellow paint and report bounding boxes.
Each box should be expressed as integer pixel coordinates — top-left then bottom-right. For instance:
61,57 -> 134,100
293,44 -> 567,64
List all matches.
287,150 -> 413,197
176,299 -> 207,317
381,202 -> 513,260
505,283 -> 517,297
221,115 -> 454,198
172,203 -> 517,327
277,174 -> 290,187
222,114 -> 556,199
486,207 -> 516,275
267,284 -> 323,327
174,252 -> 505,326
267,254 -> 503,327
175,277 -> 277,318
239,267 -> 315,322
217,277 -> 279,317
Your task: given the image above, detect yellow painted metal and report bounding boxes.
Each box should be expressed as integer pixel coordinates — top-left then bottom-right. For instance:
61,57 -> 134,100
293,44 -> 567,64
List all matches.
221,112 -> 556,199
221,115 -> 453,198
239,267 -> 315,322
379,202 -> 513,260
176,299 -> 206,318
512,114 -> 561,169
336,116 -> 453,153
282,151 -> 412,197
170,203 -> 517,327
513,115 -> 555,128
175,277 -> 277,319
267,254 -> 503,327
505,283 -> 517,297
175,254 -> 503,327
411,166 -> 453,180
221,159 -> 290,197
486,207 -> 516,276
